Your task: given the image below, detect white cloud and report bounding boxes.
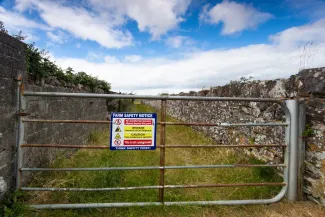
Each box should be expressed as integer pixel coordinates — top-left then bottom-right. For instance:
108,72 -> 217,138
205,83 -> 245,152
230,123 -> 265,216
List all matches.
53,19 -> 325,95
88,0 -> 192,39
201,0 -> 272,35
270,19 -> 325,48
86,52 -> 104,61
0,5 -> 48,41
124,55 -> 142,62
0,6 -> 47,30
46,30 -> 68,44
15,0 -> 133,48
104,55 -> 119,64
165,35 -> 194,48
24,33 -> 40,42
10,0 -> 191,46
166,36 -> 184,48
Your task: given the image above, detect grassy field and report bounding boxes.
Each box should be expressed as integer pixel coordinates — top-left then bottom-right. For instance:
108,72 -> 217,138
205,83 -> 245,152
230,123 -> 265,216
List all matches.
3,103 -> 325,217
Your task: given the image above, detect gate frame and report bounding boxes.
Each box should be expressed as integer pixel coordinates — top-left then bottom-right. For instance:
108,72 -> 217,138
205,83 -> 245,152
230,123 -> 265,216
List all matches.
15,78 -> 303,209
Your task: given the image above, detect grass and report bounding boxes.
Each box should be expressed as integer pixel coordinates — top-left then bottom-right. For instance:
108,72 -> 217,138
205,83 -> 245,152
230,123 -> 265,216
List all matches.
7,103 -> 325,216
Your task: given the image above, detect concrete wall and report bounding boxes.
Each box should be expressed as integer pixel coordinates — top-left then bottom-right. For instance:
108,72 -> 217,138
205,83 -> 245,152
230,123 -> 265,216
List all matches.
22,83 -> 109,179
0,34 -> 111,199
0,33 -> 27,199
145,67 -> 325,205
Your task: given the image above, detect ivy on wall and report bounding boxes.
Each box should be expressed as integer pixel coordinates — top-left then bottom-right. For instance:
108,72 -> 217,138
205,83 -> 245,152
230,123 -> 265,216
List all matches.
26,43 -> 111,92
1,21 -> 111,93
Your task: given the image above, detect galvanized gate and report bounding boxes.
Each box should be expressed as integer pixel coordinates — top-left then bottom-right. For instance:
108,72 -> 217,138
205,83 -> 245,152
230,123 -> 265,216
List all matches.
15,79 -> 303,209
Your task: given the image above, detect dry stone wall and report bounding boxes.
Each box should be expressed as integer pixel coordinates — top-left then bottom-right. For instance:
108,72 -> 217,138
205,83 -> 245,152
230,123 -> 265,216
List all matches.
145,67 -> 325,205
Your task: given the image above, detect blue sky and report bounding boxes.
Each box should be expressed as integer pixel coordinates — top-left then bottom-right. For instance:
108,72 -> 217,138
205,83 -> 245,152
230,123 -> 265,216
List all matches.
1,0 -> 325,94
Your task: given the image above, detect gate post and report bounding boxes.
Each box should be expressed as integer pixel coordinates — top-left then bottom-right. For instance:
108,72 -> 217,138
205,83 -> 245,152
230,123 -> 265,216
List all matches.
16,76 -> 25,190
285,100 -> 299,201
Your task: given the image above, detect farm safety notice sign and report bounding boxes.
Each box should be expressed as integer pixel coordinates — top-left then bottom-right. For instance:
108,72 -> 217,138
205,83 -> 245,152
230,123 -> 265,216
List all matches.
110,112 -> 157,150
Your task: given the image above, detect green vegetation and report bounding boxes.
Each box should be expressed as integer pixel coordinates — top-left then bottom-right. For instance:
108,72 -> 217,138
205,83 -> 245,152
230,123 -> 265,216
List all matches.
26,45 -> 111,92
0,21 -> 111,93
12,103 -> 287,217
0,190 -> 29,217
248,136 -> 255,145
302,124 -> 314,138
230,76 -> 254,85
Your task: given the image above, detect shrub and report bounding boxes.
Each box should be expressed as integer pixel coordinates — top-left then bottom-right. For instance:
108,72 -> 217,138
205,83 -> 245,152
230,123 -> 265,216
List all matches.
25,43 -> 111,93
0,21 -> 111,93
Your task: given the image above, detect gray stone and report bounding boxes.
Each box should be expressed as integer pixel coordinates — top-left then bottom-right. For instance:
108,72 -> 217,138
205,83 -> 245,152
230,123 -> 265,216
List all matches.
0,177 -> 7,199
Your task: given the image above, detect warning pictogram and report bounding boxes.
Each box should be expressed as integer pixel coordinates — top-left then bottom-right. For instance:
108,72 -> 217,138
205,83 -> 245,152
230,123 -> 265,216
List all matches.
115,126 -> 122,132
114,140 -> 121,146
115,119 -> 122,125
115,133 -> 121,140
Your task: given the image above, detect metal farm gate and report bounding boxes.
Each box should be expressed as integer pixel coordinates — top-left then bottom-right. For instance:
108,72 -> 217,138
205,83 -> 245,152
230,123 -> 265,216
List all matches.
15,79 -> 305,209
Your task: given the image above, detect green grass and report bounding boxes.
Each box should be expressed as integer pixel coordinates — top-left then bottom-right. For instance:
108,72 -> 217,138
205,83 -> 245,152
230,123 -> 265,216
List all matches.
0,190 -> 30,217
12,103 -> 290,216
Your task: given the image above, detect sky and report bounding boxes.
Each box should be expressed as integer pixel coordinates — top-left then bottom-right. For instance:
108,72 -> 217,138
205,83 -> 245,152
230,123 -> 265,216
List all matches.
1,0 -> 325,94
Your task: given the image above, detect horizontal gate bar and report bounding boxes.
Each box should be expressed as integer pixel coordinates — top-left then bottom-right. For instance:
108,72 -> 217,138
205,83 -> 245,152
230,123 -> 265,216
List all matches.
159,144 -> 287,148
20,164 -> 286,172
22,119 -> 287,127
23,92 -> 283,103
163,122 -> 288,127
21,144 -> 287,149
21,144 -> 110,149
21,182 -> 286,191
28,186 -> 287,209
23,119 -> 112,124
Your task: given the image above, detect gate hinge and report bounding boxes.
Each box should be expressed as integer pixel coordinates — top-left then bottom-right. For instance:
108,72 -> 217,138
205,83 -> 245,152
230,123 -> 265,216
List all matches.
14,74 -> 23,82
16,112 -> 30,117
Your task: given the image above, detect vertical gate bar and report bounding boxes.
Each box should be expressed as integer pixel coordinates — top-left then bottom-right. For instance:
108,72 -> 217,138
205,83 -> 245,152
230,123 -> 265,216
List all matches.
16,77 -> 25,190
158,99 -> 167,203
297,102 -> 306,200
285,100 -> 299,201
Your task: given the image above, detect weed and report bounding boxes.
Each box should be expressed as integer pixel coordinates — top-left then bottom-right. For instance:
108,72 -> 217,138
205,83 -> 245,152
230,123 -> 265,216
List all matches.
87,132 -> 101,144
248,158 -> 280,182
0,190 -> 30,217
302,124 -> 314,138
248,137 -> 255,145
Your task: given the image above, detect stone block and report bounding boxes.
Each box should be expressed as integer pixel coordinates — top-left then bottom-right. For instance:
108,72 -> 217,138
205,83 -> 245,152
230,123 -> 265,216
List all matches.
0,176 -> 8,200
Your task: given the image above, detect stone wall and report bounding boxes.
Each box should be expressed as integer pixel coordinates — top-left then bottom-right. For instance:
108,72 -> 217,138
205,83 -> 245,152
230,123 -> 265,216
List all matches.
145,67 -> 325,205
0,33 -> 27,199
0,34 -> 113,199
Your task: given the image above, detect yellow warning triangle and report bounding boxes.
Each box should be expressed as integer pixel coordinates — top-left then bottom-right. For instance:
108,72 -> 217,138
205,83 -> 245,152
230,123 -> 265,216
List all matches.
115,126 -> 122,132
115,133 -> 121,140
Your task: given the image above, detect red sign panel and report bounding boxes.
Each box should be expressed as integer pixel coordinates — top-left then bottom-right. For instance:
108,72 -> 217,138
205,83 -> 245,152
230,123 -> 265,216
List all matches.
124,119 -> 153,125
124,140 -> 152,146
